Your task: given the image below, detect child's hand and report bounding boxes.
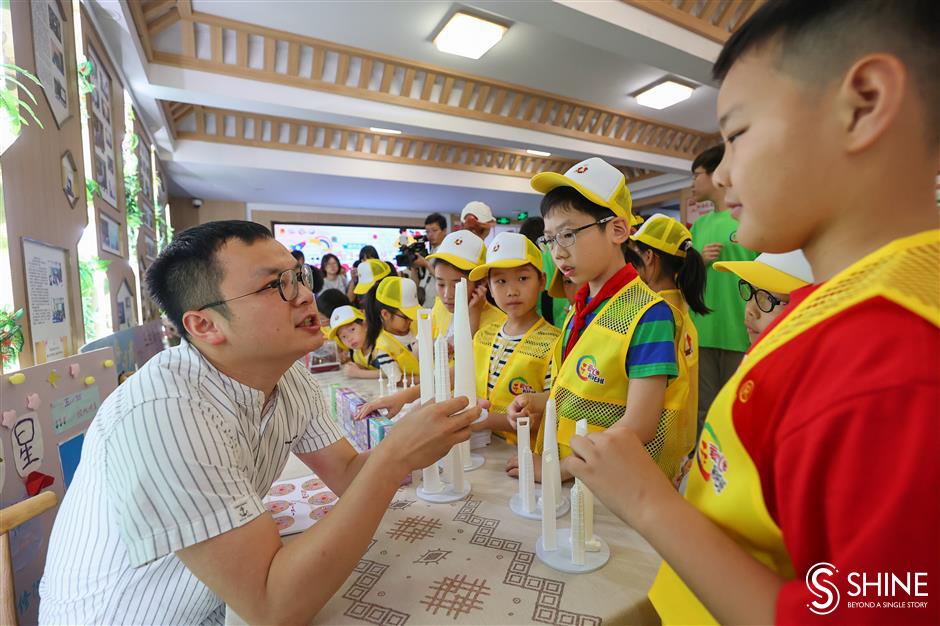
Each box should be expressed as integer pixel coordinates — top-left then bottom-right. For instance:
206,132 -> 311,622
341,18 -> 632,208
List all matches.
562,427 -> 675,529
505,452 -> 543,483
507,392 -> 547,430
342,362 -> 362,377
355,395 -> 406,421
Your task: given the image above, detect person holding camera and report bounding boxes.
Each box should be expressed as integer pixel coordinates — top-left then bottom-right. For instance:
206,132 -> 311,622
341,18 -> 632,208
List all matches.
408,213 -> 447,307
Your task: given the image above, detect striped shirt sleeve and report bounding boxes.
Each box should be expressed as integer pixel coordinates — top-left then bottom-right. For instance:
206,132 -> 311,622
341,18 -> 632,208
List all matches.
626,301 -> 679,379
104,398 -> 265,568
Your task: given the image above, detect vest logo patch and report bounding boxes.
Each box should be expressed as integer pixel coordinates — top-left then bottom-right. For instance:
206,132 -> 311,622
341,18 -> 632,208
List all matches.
738,379 -> 755,403
576,355 -> 605,384
696,422 -> 729,494
508,377 -> 534,395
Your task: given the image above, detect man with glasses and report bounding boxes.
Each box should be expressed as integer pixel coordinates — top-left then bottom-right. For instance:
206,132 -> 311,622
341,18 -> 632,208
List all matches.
40,221 -> 479,625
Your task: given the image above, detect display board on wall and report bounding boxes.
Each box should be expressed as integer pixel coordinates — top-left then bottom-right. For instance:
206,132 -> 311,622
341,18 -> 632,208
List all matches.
0,348 -> 119,625
29,0 -> 71,127
273,222 -> 415,270
86,44 -> 117,208
22,239 -> 73,364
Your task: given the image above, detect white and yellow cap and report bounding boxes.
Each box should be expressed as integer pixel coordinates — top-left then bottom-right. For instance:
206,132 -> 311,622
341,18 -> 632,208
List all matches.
375,276 -> 420,320
631,213 -> 693,257
715,250 -> 814,295
531,157 -> 633,219
426,230 -> 486,271
325,305 -> 364,349
354,258 -> 391,294
468,232 -> 543,281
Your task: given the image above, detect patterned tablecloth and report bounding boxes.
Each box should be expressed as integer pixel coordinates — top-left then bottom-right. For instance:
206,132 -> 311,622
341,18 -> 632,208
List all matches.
230,368 -> 664,625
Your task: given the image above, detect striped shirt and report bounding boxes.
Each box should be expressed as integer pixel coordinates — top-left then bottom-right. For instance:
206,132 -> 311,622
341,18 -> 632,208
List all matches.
563,299 -> 678,379
371,332 -> 417,382
39,340 -> 343,625
486,327 -> 553,393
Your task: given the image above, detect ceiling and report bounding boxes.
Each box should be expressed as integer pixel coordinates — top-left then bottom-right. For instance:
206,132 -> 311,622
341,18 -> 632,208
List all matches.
90,0 -> 725,215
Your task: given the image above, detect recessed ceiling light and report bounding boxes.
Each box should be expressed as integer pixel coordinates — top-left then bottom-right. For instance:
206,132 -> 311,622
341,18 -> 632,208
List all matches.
369,127 -> 402,135
434,12 -> 508,60
526,149 -> 551,157
633,80 -> 695,110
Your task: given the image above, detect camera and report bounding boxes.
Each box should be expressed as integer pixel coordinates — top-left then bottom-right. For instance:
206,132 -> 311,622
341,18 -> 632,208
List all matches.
395,230 -> 429,267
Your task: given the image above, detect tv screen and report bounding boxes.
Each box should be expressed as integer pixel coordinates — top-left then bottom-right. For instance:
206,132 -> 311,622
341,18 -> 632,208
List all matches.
272,222 -> 420,272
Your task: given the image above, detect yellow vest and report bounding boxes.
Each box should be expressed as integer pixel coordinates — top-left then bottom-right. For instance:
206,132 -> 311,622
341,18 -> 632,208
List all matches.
432,298 -> 507,339
660,289 -> 699,478
352,348 -> 374,369
649,230 -> 940,624
473,318 -> 561,444
374,331 -> 420,376
544,277 -> 690,482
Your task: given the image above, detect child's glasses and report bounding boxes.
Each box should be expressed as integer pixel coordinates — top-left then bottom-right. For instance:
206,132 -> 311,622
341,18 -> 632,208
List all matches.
738,279 -> 785,313
537,216 -> 615,251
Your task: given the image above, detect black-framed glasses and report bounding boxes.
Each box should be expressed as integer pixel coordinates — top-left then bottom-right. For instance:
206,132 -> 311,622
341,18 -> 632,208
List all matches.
738,279 -> 785,313
537,216 -> 615,251
198,265 -> 314,311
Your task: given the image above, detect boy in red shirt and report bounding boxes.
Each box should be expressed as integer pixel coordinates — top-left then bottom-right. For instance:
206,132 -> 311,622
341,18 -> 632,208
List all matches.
563,1 -> 939,624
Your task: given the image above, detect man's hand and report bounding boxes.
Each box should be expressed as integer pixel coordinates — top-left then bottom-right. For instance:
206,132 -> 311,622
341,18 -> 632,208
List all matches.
562,427 -> 673,529
355,394 -> 405,420
701,242 -> 723,263
411,254 -> 430,270
380,396 -> 480,471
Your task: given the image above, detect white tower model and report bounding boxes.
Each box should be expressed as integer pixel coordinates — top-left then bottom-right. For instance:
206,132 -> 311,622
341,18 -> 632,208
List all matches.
417,332 -> 471,503
536,418 -> 610,573
510,401 -> 569,520
452,278 -> 485,471
415,309 -> 442,497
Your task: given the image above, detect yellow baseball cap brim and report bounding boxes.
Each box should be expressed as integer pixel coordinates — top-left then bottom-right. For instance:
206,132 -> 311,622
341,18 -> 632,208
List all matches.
426,252 -> 477,272
399,305 -> 418,320
714,260 -> 809,295
530,172 -> 631,219
547,267 -> 567,299
468,259 -> 542,282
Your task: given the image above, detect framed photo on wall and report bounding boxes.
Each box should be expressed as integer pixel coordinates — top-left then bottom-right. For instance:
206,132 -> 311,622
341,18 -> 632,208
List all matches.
29,0 -> 72,127
60,150 -> 78,207
98,212 -> 121,256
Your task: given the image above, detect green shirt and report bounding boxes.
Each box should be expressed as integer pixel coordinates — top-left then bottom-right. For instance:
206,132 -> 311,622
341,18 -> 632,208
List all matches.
538,248 -> 569,325
689,209 -> 758,352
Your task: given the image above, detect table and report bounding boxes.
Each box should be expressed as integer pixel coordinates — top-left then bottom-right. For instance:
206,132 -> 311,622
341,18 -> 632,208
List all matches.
233,369 -> 664,625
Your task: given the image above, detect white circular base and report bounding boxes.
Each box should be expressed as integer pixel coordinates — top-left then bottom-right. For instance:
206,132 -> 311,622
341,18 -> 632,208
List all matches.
535,529 -> 610,574
509,488 -> 570,520
463,453 -> 485,472
416,481 -> 472,503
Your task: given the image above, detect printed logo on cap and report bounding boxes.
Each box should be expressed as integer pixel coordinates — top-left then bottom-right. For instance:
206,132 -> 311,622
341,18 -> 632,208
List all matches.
454,238 -> 463,246
576,165 -> 588,174
491,243 -> 501,252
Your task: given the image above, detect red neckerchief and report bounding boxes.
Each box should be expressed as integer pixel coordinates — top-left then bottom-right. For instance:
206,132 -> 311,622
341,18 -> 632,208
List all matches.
562,264 -> 637,361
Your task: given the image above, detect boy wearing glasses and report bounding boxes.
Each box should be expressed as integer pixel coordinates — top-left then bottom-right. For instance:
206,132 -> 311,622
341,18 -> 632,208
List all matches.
40,221 -> 479,625
506,157 -> 688,483
714,250 -> 813,346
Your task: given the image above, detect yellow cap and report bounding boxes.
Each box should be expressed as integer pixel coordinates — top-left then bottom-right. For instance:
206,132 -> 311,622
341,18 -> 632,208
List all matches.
354,259 -> 392,295
375,276 -> 420,320
325,305 -> 365,349
531,157 -> 633,219
468,232 -> 543,281
714,250 -> 814,294
630,213 -> 692,257
546,267 -> 568,299
631,213 -> 645,227
426,230 -> 486,271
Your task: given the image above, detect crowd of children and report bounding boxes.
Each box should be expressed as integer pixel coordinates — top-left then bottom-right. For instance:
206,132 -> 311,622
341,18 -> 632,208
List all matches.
313,3 -> 939,624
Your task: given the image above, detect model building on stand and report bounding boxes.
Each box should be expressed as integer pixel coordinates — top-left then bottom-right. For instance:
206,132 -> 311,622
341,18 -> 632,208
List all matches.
453,278 -> 485,471
536,418 -> 609,573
